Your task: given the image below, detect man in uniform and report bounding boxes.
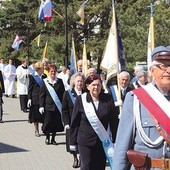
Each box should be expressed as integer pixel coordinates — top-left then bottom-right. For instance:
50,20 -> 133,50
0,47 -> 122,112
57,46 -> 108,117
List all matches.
113,46 -> 170,170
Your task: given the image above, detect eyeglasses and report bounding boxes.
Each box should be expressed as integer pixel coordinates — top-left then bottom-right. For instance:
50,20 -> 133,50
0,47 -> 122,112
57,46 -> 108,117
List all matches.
154,64 -> 170,71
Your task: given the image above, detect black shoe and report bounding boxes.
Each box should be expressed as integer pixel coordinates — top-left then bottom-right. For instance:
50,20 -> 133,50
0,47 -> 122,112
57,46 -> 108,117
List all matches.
72,157 -> 79,168
0,120 -> 4,123
12,95 -> 16,98
23,109 -> 29,113
51,140 -> 58,145
45,139 -> 50,145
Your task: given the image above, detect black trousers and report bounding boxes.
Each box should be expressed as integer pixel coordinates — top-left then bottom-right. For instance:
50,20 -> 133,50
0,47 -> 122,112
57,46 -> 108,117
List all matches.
19,95 -> 28,111
0,97 -> 3,120
79,141 -> 106,170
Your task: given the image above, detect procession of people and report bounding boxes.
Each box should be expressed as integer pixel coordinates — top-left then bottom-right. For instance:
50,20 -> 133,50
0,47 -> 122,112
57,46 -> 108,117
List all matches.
0,45 -> 170,170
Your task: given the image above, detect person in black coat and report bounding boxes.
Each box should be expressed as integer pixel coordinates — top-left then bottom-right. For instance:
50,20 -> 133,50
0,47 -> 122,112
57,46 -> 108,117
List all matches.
39,64 -> 65,145
62,72 -> 85,168
0,70 -> 5,123
27,61 -> 47,136
69,74 -> 119,170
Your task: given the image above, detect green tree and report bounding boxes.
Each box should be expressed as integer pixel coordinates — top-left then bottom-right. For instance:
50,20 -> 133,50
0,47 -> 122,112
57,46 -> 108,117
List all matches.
0,0 -> 169,71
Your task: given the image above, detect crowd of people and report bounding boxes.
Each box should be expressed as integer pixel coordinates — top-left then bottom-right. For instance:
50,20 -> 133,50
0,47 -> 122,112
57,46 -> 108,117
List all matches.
0,45 -> 170,170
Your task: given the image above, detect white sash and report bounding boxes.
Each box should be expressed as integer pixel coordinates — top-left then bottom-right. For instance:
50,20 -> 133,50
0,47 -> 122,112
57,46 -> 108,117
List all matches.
44,78 -> 62,114
81,93 -> 114,170
142,83 -> 170,118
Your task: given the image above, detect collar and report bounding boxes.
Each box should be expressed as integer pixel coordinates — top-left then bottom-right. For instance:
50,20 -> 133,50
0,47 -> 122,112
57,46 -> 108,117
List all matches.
121,87 -> 127,91
22,65 -> 28,69
47,77 -> 58,84
74,88 -> 82,95
34,71 -> 43,78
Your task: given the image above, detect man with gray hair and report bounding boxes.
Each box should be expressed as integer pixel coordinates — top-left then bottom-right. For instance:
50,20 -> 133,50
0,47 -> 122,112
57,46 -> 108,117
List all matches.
113,46 -> 170,170
130,65 -> 144,84
130,69 -> 148,89
118,71 -> 133,102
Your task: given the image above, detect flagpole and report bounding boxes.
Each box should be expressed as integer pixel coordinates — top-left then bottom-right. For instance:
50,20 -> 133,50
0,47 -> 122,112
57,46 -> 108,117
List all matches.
150,3 -> 155,50
64,0 -> 69,68
112,0 -> 122,113
23,20 -> 33,62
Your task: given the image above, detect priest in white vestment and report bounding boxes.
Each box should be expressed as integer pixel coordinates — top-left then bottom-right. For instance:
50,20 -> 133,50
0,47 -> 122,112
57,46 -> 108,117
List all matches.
4,59 -> 16,97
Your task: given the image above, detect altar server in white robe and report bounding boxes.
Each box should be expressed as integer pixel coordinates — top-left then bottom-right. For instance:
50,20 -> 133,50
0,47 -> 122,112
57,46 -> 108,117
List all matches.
4,59 -> 16,98
16,58 -> 32,112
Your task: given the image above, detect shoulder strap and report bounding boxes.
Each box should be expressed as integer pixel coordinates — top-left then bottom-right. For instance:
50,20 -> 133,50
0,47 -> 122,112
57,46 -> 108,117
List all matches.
149,113 -> 170,145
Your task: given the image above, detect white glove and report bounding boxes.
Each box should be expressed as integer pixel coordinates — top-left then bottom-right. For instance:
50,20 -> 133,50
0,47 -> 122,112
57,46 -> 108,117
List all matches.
65,125 -> 70,129
39,107 -> 44,114
27,99 -> 31,108
70,145 -> 77,151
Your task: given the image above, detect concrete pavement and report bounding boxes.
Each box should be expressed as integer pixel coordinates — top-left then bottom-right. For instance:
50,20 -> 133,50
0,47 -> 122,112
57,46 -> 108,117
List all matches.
0,97 -> 110,170
0,97 -> 77,170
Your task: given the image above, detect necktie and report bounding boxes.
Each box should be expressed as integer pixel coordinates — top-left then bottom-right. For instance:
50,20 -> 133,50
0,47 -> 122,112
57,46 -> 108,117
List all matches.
122,89 -> 125,96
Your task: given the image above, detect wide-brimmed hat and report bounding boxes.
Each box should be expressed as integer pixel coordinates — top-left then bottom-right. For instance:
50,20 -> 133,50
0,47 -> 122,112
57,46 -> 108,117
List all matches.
151,46 -> 170,61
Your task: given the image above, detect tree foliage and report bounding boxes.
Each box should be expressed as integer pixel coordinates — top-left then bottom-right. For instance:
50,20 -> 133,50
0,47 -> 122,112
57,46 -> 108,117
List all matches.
0,0 -> 169,71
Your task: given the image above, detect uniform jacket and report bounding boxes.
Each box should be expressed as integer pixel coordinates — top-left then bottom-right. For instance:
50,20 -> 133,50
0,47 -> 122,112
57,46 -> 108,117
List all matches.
113,90 -> 170,170
39,78 -> 65,112
28,74 -> 47,106
70,92 -> 119,147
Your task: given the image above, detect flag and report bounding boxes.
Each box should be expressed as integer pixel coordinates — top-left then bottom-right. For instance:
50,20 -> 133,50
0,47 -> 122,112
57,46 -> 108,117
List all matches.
38,0 -> 53,21
100,1 -> 125,82
34,34 -> 41,47
147,4 -> 155,70
69,38 -> 77,74
12,35 -> 23,50
76,0 -> 88,24
31,34 -> 41,47
82,39 -> 88,76
43,42 -> 48,59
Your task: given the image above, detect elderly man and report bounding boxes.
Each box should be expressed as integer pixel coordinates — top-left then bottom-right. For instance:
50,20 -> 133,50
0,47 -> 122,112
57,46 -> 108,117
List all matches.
130,69 -> 148,89
130,65 -> 144,84
113,46 -> 170,170
118,71 -> 132,102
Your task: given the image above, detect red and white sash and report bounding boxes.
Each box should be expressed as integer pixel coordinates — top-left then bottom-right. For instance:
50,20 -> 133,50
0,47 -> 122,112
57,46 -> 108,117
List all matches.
133,83 -> 170,136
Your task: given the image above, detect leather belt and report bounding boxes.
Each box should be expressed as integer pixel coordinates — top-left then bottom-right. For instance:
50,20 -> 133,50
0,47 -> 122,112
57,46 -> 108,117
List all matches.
150,158 -> 170,169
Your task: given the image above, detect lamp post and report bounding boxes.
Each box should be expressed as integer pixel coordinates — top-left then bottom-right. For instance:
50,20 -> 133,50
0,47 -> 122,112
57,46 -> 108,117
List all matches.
23,20 -> 32,62
64,0 -> 69,68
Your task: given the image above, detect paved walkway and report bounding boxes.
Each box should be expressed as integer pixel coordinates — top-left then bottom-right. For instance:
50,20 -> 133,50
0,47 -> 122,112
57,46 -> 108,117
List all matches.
0,97 -> 110,170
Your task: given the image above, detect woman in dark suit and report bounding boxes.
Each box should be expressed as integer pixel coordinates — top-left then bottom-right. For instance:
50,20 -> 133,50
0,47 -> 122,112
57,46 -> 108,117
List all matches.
39,64 -> 65,145
69,74 -> 119,170
62,72 -> 85,168
27,61 -> 46,136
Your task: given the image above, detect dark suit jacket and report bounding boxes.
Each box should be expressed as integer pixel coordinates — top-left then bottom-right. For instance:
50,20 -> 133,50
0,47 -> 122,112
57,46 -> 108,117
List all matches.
70,92 -> 119,146
28,74 -> 47,105
0,71 -> 5,97
121,86 -> 133,102
39,78 -> 65,112
62,89 -> 78,126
